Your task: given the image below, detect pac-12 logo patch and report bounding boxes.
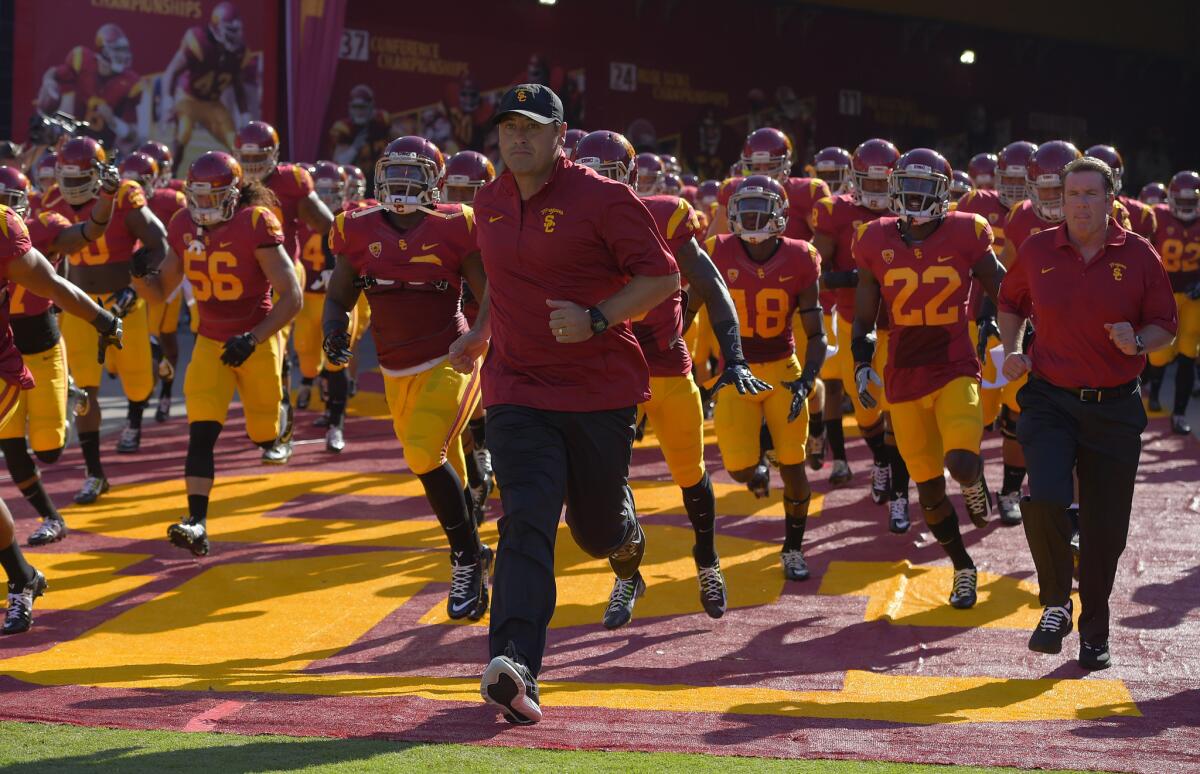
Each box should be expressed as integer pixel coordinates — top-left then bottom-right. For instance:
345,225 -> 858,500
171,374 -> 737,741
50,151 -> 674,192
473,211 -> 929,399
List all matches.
369,242 -> 382,257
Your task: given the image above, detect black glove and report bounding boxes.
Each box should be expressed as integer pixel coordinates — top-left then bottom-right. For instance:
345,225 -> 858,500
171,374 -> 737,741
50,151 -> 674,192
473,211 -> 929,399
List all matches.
976,316 -> 1000,362
96,161 -> 120,195
711,361 -> 772,397
353,274 -> 377,291
129,246 -> 157,278
1188,281 -> 1200,301
92,311 -> 123,364
104,286 -> 138,318
781,375 -> 816,422
323,330 -> 352,366
221,332 -> 258,367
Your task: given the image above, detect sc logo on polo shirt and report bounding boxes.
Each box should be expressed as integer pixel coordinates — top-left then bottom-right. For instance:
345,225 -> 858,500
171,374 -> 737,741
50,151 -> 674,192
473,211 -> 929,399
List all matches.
1110,262 -> 1126,281
541,207 -> 563,234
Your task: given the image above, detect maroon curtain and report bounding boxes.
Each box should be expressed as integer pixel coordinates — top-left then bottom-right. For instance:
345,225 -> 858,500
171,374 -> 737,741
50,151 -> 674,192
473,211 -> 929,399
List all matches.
287,0 -> 347,162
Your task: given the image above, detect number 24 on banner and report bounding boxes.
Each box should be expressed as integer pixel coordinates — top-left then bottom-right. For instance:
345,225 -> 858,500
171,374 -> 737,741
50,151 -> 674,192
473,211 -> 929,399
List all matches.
340,30 -> 369,62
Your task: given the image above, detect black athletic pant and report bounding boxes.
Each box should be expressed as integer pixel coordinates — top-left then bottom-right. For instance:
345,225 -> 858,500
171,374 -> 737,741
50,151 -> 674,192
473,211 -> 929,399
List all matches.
1016,375 -> 1145,645
487,403 -> 640,676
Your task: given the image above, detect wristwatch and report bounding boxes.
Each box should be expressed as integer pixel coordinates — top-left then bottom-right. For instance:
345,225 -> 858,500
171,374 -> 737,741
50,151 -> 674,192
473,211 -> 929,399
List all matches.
587,306 -> 609,335
1134,334 -> 1146,355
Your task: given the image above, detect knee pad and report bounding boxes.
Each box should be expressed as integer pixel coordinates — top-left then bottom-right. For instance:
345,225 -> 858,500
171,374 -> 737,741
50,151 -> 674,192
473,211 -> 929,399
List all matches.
185,421 -> 223,479
0,438 -> 37,483
34,447 -> 64,465
999,405 -> 1019,440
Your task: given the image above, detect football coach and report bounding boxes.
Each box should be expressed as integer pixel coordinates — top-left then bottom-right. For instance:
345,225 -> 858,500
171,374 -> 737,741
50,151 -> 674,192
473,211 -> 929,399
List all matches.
449,83 -> 680,725
998,156 -> 1176,671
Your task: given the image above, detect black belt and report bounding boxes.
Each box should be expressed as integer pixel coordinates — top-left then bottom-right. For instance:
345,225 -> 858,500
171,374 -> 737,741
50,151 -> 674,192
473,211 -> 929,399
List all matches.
1033,374 -> 1139,403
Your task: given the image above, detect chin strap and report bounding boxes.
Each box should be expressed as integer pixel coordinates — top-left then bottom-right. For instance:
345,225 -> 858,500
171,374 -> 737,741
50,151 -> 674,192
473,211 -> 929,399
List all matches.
360,202 -> 460,220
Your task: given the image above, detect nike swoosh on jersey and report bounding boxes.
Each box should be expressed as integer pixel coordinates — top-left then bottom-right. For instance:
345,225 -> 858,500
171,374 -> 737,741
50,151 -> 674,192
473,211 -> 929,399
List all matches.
489,215 -> 504,222
937,255 -> 954,263
422,243 -> 439,250
219,241 -> 233,248
1041,267 -> 1055,274
779,275 -> 794,282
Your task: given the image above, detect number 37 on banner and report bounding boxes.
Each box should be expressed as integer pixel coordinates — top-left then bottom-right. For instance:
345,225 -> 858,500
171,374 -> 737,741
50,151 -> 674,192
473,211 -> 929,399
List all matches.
339,29 -> 369,61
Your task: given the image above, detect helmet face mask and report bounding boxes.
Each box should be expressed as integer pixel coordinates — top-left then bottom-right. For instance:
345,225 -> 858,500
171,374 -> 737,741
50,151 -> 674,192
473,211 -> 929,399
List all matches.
0,169 -> 30,218
185,152 -> 242,226
728,176 -> 788,244
997,141 -> 1038,208
375,159 -> 440,214
1031,179 -> 1066,222
854,173 -> 891,211
1168,172 -> 1200,222
56,167 -> 99,206
101,38 -> 132,73
315,181 -> 346,210
236,145 -> 277,182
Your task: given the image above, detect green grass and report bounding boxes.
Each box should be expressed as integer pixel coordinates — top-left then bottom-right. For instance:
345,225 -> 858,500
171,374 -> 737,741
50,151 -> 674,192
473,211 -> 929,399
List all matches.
0,721 -> 1100,773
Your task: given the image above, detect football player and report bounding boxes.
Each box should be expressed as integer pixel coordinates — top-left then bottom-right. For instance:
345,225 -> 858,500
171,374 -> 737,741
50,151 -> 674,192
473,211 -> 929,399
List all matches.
324,137 -> 492,621
812,147 -> 853,196
28,152 -> 58,216
1086,145 -> 1156,239
0,166 -> 113,545
1144,171 -> 1200,433
953,148 -> 1024,525
851,148 -> 1005,609
160,2 -> 250,157
330,84 -> 391,175
147,151 -> 300,556
0,203 -> 124,634
234,121 -> 336,454
120,151 -> 188,423
562,128 -> 586,160
135,141 -> 185,192
575,130 -> 769,622
810,139 -> 898,506
707,175 -> 825,581
949,171 -> 972,203
47,137 -> 166,501
1139,182 -> 1167,206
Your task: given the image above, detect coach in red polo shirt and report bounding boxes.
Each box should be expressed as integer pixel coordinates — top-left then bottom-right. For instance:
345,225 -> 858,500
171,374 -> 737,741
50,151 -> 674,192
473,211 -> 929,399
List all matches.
998,157 -> 1176,671
449,84 -> 680,725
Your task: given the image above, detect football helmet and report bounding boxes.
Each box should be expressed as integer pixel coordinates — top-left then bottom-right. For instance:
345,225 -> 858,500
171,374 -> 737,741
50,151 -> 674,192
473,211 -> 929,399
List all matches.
119,151 -> 160,193
728,174 -> 788,244
1084,144 -> 1124,193
1138,181 -> 1167,206
443,150 -> 496,203
0,166 -> 31,217
374,136 -> 445,214
95,24 -> 132,74
949,170 -> 972,203
851,138 -> 899,211
660,154 -> 683,178
313,161 -> 348,210
55,136 -> 106,206
136,141 -> 174,187
967,153 -> 998,189
32,150 -> 57,194
1167,171 -> 1200,222
681,173 -> 699,187
1027,140 -> 1082,222
572,131 -> 636,184
696,179 -> 721,209
996,141 -> 1037,208
634,153 -> 665,196
562,128 -> 587,160
209,2 -> 244,52
889,148 -> 952,223
348,84 -> 375,126
344,165 -> 366,202
185,151 -> 242,226
813,146 -> 852,194
234,121 -> 280,182
662,173 -> 683,196
740,127 -> 793,181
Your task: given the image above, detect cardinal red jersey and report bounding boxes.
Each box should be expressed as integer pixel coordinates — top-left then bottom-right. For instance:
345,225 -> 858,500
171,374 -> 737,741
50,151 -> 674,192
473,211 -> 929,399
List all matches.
297,220 -> 326,293
0,207 -> 36,388
166,206 -> 283,342
166,179 -> 186,193
13,211 -> 72,319
49,180 -> 147,267
953,188 -> 1008,318
705,233 -> 820,364
636,195 -> 704,376
1120,195 -> 1157,239
330,203 -> 477,372
263,163 -> 316,262
27,191 -> 44,218
853,212 -> 993,403
783,177 -> 830,241
811,193 -> 884,321
716,177 -> 739,209
1152,205 -> 1200,292
46,47 -> 140,144
177,27 -> 249,102
147,187 -> 186,231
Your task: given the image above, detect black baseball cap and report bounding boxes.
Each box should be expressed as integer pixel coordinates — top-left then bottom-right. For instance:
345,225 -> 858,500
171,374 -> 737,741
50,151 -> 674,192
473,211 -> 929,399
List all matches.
492,83 -> 563,126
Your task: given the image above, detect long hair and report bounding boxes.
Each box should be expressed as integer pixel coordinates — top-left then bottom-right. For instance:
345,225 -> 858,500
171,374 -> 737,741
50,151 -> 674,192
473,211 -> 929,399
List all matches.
236,180 -> 279,211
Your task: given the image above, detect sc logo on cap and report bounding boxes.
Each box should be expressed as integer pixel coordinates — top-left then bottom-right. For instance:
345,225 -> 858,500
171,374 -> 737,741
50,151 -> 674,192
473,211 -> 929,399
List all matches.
517,90 -> 529,102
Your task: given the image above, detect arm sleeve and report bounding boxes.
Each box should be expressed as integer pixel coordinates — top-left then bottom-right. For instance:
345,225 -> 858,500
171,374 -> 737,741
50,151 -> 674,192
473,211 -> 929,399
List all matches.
601,186 -> 679,278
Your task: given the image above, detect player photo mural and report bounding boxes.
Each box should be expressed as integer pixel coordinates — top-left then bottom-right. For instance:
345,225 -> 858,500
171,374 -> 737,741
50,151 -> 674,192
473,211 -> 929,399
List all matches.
12,0 -> 279,171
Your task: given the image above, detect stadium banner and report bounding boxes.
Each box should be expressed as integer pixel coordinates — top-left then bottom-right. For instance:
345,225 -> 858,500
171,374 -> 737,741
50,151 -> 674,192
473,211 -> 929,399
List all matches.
12,0 -> 280,170
285,0 -> 346,164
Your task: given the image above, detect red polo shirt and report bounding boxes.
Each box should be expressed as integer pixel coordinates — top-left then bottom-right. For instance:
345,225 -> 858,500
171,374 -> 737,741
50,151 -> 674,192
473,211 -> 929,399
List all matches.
472,155 -> 679,411
999,218 -> 1177,389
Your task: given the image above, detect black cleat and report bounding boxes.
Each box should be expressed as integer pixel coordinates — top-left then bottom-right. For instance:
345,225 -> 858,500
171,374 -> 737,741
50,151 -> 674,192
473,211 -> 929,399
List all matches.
1079,640 -> 1111,670
447,545 -> 493,621
167,520 -> 210,557
888,497 -> 911,534
3,570 -> 47,635
73,476 -> 109,505
695,550 -> 727,619
1029,602 -> 1073,654
602,571 -> 646,630
949,568 -> 977,609
1171,414 -> 1192,435
828,459 -> 852,488
997,491 -> 1023,525
116,425 -> 141,454
781,548 -> 810,581
481,641 -> 541,725
961,475 -> 992,528
870,461 -> 891,505
27,518 -> 68,546
154,393 -> 172,423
